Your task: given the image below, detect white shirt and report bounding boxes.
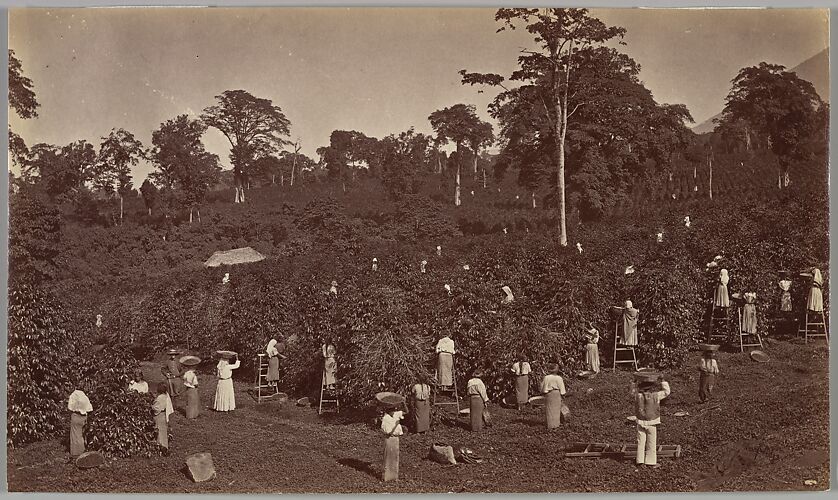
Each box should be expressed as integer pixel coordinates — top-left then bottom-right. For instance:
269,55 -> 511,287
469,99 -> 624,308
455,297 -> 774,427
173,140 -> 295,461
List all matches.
540,374 -> 567,395
217,360 -> 241,379
511,362 -> 531,376
183,370 -> 198,388
381,412 -> 404,436
128,380 -> 149,393
436,337 -> 455,354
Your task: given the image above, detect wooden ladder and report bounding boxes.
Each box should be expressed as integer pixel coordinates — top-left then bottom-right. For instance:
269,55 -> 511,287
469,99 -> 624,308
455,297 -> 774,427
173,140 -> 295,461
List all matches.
707,304 -> 730,343
432,354 -> 460,415
563,442 -> 681,459
612,321 -> 638,372
318,369 -> 340,415
798,310 -> 829,345
253,354 -> 276,403
737,307 -> 763,352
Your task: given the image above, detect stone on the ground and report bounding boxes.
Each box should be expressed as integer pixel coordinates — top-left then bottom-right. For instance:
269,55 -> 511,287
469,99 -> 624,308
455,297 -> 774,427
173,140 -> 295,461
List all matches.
186,452 -> 216,482
75,451 -> 105,469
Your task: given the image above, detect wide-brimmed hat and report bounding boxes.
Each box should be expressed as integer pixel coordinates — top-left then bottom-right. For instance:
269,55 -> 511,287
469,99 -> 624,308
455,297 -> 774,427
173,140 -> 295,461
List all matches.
750,350 -> 770,363
697,344 -> 720,352
166,349 -> 181,356
180,355 -> 201,366
216,350 -> 237,359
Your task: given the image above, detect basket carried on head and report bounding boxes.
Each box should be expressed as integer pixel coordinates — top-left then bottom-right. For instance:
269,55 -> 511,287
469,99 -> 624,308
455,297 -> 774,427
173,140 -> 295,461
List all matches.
375,392 -> 406,409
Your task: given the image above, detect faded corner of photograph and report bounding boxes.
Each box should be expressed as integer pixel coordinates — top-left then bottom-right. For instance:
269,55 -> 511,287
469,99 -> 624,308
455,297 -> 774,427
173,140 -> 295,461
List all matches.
6,5 -> 830,494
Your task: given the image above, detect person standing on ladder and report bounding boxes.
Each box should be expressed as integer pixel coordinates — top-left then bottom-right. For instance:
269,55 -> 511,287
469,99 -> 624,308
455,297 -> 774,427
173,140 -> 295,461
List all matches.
620,301 -> 639,346
266,339 -> 283,391
322,339 -> 337,390
741,292 -> 758,335
779,272 -> 793,313
435,333 -> 455,389
715,269 -> 731,308
808,268 -> 825,312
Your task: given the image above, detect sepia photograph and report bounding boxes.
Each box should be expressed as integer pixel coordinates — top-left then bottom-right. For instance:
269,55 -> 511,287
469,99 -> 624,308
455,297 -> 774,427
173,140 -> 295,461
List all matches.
6,6 -> 830,493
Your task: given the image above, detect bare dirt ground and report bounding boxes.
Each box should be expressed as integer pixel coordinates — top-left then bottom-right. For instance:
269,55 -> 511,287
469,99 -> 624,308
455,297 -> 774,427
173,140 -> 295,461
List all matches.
7,339 -> 830,493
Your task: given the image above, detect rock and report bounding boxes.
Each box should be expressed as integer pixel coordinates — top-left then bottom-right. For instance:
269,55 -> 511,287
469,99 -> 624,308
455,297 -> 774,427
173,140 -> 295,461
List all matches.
75,451 -> 105,469
186,452 -> 216,483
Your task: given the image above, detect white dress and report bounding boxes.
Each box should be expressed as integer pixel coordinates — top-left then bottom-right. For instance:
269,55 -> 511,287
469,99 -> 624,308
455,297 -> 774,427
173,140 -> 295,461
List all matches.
213,359 -> 241,411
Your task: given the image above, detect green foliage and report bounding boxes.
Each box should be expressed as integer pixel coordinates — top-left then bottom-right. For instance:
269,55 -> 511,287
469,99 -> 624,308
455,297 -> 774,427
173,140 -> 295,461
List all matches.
8,285 -> 73,446
8,283 -> 157,456
9,190 -> 62,285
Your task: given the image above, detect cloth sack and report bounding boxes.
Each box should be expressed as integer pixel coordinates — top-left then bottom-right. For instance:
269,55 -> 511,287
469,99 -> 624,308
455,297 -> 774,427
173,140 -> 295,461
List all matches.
429,443 -> 457,465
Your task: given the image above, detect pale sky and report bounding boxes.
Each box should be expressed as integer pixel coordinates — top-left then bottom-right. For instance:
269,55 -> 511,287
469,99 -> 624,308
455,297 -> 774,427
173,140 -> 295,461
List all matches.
8,7 -> 829,183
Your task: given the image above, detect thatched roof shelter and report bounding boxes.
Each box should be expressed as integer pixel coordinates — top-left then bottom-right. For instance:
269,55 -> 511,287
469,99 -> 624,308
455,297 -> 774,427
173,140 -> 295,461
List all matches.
204,247 -> 265,267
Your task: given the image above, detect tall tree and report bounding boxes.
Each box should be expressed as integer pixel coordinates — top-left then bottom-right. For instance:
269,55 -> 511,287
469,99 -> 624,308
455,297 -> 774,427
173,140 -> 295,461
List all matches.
429,104 -> 481,206
95,129 -> 146,223
718,62 -> 824,188
149,115 -> 221,223
26,141 -> 97,200
319,130 -> 377,192
379,127 -> 432,199
139,178 -> 159,216
461,8 -> 626,246
466,120 -> 494,187
9,50 -> 39,178
201,90 -> 291,203
9,50 -> 38,120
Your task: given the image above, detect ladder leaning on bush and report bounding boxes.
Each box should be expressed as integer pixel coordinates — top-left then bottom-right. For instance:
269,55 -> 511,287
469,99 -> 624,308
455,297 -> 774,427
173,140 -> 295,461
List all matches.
612,320 -> 638,372
707,303 -> 730,344
432,355 -> 460,414
737,307 -> 763,353
253,354 -> 277,403
798,309 -> 829,345
318,367 -> 340,415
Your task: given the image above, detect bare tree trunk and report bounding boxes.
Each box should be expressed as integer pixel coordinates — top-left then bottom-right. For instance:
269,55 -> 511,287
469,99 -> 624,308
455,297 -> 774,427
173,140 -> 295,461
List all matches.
291,159 -> 296,187
189,207 -> 194,224
708,156 -> 713,199
473,152 -> 479,182
693,165 -> 698,192
532,191 -> 536,209
482,165 -> 486,189
148,207 -> 152,216
455,164 -> 461,206
280,170 -> 285,186
119,195 -> 124,223
271,174 -> 276,185
342,181 -> 346,193
437,153 -> 442,174
197,207 -> 201,224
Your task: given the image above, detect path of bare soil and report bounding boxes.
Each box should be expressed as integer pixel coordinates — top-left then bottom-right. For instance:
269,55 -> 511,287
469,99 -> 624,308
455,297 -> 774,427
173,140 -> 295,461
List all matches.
7,339 -> 830,493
